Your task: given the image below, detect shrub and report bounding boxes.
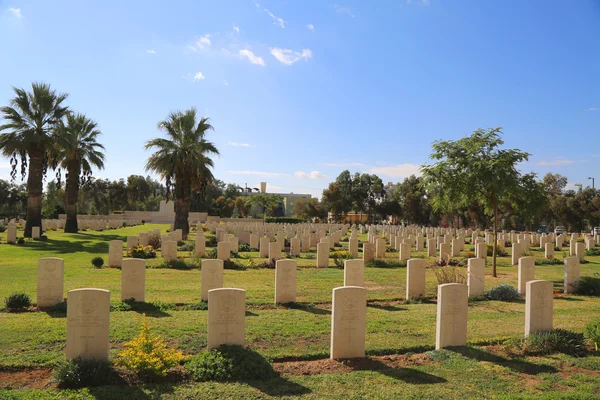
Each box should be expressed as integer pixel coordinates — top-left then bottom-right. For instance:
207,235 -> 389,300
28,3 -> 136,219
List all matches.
365,259 -> 407,268
53,357 -> 113,388
91,256 -> 105,268
524,329 -> 586,357
39,235 -> 48,241
4,292 -> 32,310
331,250 -> 353,268
180,242 -> 195,252
264,217 -> 303,224
147,232 -> 161,249
157,259 -> 193,270
535,258 -> 562,265
486,244 -> 508,257
584,319 -> 600,351
186,345 -> 276,382
487,284 -> 521,301
238,243 -> 252,252
224,260 -> 246,270
17,237 -> 25,245
0,225 -> 6,233
431,266 -> 466,285
585,248 -> 600,257
116,314 -> 185,379
205,237 -> 218,247
576,275 -> 600,296
206,248 -> 218,259
127,245 -> 156,259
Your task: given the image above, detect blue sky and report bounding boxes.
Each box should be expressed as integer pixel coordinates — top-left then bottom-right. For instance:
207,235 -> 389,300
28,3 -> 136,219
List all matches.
1,0 -> 599,198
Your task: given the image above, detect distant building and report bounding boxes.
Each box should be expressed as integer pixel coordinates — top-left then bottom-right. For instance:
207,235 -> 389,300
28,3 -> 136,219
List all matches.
247,182 -> 312,217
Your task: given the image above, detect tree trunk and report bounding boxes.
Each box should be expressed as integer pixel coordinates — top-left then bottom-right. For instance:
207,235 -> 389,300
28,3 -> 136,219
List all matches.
492,202 -> 498,278
24,146 -> 45,237
174,176 -> 190,239
64,163 -> 80,233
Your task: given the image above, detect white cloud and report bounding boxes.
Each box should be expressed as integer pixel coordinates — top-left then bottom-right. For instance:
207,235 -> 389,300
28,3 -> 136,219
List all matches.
223,80 -> 229,86
264,8 -> 286,28
270,48 -> 312,65
586,107 -> 599,111
295,171 -> 327,180
227,141 -> 251,147
240,49 -> 266,66
196,34 -> 212,49
229,170 -> 289,178
322,162 -> 364,167
9,8 -> 22,18
334,5 -> 356,18
536,158 -> 575,166
193,72 -> 205,81
407,0 -> 431,5
368,163 -> 422,178
146,49 -> 156,54
233,25 -> 240,34
307,24 -> 315,31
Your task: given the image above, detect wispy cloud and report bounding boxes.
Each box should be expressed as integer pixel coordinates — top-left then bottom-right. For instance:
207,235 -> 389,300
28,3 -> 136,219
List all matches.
270,48 -> 312,65
368,163 -> 422,178
240,49 -> 266,66
334,5 -> 356,18
229,170 -> 289,178
191,34 -> 212,50
223,80 -> 229,86
193,72 -> 205,81
295,171 -> 327,180
146,49 -> 156,54
586,107 -> 599,111
9,8 -> 22,18
536,157 -> 575,166
227,141 -> 251,147
307,24 -> 315,31
322,162 -> 364,167
233,25 -> 240,34
255,3 -> 285,28
406,0 -> 431,5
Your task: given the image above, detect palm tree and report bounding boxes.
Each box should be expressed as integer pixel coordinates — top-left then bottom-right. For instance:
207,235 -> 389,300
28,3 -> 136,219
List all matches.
54,113 -> 105,233
145,108 -> 219,238
0,82 -> 69,237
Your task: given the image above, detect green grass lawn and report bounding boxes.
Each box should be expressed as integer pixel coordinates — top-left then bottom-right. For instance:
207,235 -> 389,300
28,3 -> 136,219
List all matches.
1,224 -> 600,398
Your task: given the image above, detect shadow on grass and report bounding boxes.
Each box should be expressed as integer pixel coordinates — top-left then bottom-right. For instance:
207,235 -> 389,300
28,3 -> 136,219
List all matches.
447,346 -> 557,375
88,382 -> 171,399
114,300 -> 172,318
367,303 -> 407,312
245,310 -> 259,317
555,296 -> 584,302
340,358 -> 446,384
284,303 -> 331,315
23,237 -> 113,255
246,376 -> 312,397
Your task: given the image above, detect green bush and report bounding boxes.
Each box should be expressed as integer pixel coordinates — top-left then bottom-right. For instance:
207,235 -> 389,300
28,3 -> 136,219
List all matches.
206,248 -> 218,259
180,242 -> 194,252
486,244 -> 508,257
524,329 -> 586,357
4,292 -> 32,310
585,248 -> 600,257
224,260 -> 246,270
486,284 -> 521,301
264,217 -> 303,224
17,237 -> 25,245
157,259 -> 194,270
238,243 -> 255,252
186,345 -> 276,382
0,225 -> 6,233
53,357 -> 113,388
576,275 -> 600,296
91,257 -> 104,268
365,260 -> 407,268
584,319 -> 600,351
535,258 -> 563,265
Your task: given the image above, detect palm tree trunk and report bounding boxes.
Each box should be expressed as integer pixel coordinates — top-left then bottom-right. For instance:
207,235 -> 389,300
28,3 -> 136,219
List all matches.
64,163 -> 80,233
25,146 -> 44,237
174,177 -> 190,239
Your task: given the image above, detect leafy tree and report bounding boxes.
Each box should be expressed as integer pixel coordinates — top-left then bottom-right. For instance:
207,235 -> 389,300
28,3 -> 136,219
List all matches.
41,180 -> 65,219
245,193 -> 282,219
53,113 -> 105,232
145,108 -> 219,237
321,182 -> 345,221
0,180 -> 27,218
234,196 -> 250,218
211,196 -> 235,218
127,175 -> 152,207
421,127 -> 530,277
108,179 -> 128,212
0,82 -> 69,236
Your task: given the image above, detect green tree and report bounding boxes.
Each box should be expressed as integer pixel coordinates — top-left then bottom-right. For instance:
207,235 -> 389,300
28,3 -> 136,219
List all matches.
145,108 -> 219,238
245,193 -> 282,219
0,82 -> 69,236
54,113 -> 105,232
41,180 -> 65,219
234,196 -> 250,217
127,175 -> 152,208
421,127 -> 530,277
321,182 -> 345,221
211,196 -> 235,218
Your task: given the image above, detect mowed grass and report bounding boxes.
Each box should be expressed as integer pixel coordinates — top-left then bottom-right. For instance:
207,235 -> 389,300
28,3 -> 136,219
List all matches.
1,225 -> 600,398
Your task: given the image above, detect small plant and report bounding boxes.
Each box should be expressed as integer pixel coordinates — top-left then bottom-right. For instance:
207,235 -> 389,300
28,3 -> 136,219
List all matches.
177,240 -> 185,246
223,260 -> 246,270
431,266 -> 466,285
535,258 -> 563,266
486,283 -> 521,301
180,242 -> 195,252
17,237 -> 25,245
365,259 -> 407,268
91,256 -> 105,268
127,245 -> 157,259
238,243 -> 252,252
186,345 -> 276,382
254,259 -> 276,269
524,329 -> 586,357
116,314 -> 185,379
331,250 -> 353,268
147,232 -> 161,249
575,275 -> 600,296
486,244 -> 508,257
0,225 -> 6,233
585,248 -> 600,257
53,357 -> 113,388
584,319 -> 600,351
4,292 -> 32,311
206,248 -> 218,259
157,259 -> 193,270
